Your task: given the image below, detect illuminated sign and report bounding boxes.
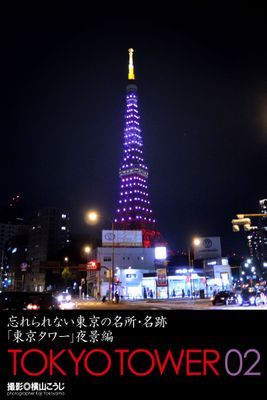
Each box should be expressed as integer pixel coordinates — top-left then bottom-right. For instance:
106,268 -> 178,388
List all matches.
221,272 -> 229,285
20,262 -> 28,272
102,230 -> 142,247
155,247 -> 167,260
156,268 -> 168,287
126,274 -> 137,279
87,260 -> 101,271
193,237 -> 222,260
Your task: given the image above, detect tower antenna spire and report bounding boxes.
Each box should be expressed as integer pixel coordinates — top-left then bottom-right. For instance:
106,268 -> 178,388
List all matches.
128,48 -> 135,80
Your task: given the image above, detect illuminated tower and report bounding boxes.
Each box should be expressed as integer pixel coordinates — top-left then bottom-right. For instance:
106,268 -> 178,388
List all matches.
114,49 -> 160,247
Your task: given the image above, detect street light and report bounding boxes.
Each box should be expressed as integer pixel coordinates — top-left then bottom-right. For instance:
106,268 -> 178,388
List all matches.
84,246 -> 91,256
188,237 -> 202,297
86,211 -> 98,224
189,237 -> 210,297
192,238 -> 208,297
188,237 -> 201,266
193,238 -> 201,247
86,210 -> 115,301
83,245 -> 91,296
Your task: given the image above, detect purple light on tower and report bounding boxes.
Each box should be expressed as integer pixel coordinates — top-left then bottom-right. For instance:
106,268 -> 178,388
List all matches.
115,49 -> 156,230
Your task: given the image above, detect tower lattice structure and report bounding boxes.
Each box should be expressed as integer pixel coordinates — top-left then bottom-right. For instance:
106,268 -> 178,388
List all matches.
114,49 -> 160,247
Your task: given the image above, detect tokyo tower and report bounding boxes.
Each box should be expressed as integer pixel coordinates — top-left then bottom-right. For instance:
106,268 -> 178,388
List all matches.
114,49 -> 160,247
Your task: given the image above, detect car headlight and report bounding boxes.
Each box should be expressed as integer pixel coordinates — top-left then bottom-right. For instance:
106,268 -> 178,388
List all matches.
57,295 -> 63,302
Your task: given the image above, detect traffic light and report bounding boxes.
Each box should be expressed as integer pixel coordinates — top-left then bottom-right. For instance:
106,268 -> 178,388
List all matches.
232,225 -> 240,232
231,218 -> 251,225
231,218 -> 251,232
243,223 -> 251,231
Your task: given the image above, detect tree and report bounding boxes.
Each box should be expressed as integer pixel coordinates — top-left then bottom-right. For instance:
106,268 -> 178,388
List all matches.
61,267 -> 73,286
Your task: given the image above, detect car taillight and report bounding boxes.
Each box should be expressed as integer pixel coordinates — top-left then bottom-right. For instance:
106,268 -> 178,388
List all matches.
26,303 -> 40,310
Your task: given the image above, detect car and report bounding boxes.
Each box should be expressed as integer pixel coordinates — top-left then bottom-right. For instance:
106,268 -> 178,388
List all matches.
211,290 -> 237,306
0,291 -> 61,310
55,291 -> 75,309
237,287 -> 267,306
25,293 -> 61,310
56,291 -> 72,303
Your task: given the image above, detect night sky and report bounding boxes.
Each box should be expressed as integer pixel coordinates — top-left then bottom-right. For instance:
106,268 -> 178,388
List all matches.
1,10 -> 267,254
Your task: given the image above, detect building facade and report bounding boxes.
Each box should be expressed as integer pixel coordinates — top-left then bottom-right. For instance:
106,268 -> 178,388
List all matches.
26,208 -> 70,291
88,246 -> 232,299
247,199 -> 267,273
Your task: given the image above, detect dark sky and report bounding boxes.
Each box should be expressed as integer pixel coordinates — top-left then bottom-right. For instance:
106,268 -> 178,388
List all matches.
1,10 -> 267,254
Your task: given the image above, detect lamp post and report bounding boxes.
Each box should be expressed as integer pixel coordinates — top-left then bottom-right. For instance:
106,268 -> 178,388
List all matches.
64,256 -> 69,267
188,237 -> 202,298
83,245 -> 91,296
84,246 -> 91,260
86,210 -> 115,301
188,238 -> 201,266
188,246 -> 192,268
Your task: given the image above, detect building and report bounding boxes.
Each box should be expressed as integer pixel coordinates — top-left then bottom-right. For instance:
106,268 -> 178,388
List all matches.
247,199 -> 267,273
28,208 -> 70,266
204,258 -> 233,294
0,224 -> 28,290
92,246 -> 156,299
26,208 -> 70,291
0,223 -> 28,254
91,246 -> 233,299
0,195 -> 28,290
0,194 -> 24,225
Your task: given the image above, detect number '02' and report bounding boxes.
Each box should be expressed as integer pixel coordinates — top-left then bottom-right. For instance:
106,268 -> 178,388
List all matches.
225,349 -> 261,376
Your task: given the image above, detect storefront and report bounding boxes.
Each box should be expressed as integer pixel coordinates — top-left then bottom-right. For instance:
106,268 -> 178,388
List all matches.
168,272 -> 205,298
141,277 -> 156,299
100,267 -> 218,300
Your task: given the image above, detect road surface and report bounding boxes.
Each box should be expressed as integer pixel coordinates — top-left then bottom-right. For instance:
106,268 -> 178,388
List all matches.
72,298 -> 267,310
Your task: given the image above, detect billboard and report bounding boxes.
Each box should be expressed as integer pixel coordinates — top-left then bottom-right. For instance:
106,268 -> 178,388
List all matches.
156,268 -> 168,287
20,262 -> 28,272
102,230 -> 142,247
193,237 -> 222,260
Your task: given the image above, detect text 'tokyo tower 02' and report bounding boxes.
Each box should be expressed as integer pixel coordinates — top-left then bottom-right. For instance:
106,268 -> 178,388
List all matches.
114,49 -> 160,247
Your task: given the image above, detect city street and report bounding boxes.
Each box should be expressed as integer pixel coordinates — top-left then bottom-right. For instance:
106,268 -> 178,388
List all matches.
73,298 -> 267,310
